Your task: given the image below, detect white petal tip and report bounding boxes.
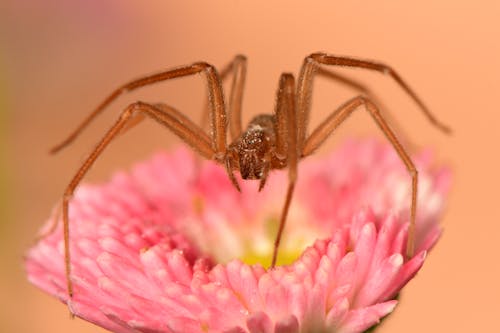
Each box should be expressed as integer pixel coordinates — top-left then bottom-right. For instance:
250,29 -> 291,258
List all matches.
389,253 -> 404,267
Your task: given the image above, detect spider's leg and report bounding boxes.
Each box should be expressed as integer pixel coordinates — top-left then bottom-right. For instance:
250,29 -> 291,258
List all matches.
51,62 -> 227,154
42,102 -> 212,241
315,66 -> 372,94
221,55 -> 247,140
199,55 -> 247,140
313,67 -> 413,148
271,73 -> 298,268
61,101 -> 216,298
302,95 -> 418,260
296,52 -> 451,150
34,200 -> 62,243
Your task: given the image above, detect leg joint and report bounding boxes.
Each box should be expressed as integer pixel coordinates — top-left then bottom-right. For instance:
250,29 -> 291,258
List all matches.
235,54 -> 247,62
382,64 -> 394,76
122,101 -> 147,119
357,95 -> 380,115
357,95 -> 368,103
63,191 -> 73,201
192,62 -> 216,74
303,54 -> 320,68
307,52 -> 326,62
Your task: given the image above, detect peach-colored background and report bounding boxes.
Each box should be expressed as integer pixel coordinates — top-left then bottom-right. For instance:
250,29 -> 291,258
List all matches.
1,1 -> 499,332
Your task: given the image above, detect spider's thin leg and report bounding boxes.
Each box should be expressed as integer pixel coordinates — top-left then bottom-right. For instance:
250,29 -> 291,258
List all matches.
224,155 -> 241,192
302,96 -> 418,259
113,103 -> 214,151
34,201 -> 62,242
51,62 -> 226,154
296,52 -> 451,149
316,66 -> 371,95
200,55 -> 247,140
62,101 -> 216,297
316,67 -> 413,148
223,55 -> 247,140
271,73 -> 298,268
44,102 -> 211,242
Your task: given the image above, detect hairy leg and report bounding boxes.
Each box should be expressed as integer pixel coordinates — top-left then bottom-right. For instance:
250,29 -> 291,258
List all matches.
296,52 -> 451,150
317,66 -> 411,142
303,95 -> 418,259
224,55 -> 247,140
51,62 -> 227,154
61,101 -> 216,297
271,73 -> 298,268
199,55 -> 247,140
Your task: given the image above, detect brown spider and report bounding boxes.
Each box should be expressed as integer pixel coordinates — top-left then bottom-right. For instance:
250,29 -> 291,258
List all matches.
50,52 -> 450,298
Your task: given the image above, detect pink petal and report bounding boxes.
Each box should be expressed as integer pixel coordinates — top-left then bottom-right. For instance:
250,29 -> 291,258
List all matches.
274,315 -> 299,333
247,311 -> 273,333
355,254 -> 404,307
338,300 -> 398,333
25,140 -> 450,333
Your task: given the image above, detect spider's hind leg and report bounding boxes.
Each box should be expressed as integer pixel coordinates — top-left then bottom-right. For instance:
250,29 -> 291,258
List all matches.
61,101 -> 216,297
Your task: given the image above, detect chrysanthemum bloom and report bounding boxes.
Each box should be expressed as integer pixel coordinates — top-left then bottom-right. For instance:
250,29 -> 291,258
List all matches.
26,139 -> 450,333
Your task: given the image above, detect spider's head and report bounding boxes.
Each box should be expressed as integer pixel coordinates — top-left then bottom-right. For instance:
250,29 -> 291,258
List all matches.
233,125 -> 270,181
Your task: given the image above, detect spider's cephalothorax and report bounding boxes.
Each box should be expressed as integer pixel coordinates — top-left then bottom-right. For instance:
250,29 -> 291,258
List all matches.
50,52 -> 450,299
225,114 -> 285,191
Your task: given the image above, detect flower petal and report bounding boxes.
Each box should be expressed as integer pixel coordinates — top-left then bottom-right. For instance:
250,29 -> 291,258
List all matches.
25,140 -> 450,333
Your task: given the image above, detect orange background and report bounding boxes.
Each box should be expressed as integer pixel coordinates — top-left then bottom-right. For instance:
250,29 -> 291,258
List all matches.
1,1 -> 499,332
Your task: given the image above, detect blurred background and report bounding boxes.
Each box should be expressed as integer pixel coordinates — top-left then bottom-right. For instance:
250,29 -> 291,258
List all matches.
1,1 -> 499,332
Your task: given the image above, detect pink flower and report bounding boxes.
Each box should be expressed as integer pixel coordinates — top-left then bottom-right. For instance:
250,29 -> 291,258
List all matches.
26,139 -> 450,333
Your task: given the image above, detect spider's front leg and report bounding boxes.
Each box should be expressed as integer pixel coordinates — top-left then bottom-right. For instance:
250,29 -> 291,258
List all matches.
199,55 -> 247,141
218,55 -> 247,140
271,73 -> 298,268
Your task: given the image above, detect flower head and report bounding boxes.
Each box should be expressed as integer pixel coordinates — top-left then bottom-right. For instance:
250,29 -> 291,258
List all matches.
26,139 -> 450,333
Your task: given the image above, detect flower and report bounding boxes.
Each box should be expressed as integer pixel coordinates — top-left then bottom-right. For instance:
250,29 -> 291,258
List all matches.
26,139 -> 450,333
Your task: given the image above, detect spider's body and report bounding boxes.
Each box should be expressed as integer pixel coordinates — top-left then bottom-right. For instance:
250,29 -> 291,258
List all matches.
226,114 -> 285,190
49,52 -> 450,299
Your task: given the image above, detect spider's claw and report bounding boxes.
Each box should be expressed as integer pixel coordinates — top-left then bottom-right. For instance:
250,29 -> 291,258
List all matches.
224,154 -> 241,192
258,162 -> 270,192
231,176 -> 241,192
258,175 -> 267,192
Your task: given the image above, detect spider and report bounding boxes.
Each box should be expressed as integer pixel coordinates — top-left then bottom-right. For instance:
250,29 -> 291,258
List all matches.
50,52 -> 450,298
